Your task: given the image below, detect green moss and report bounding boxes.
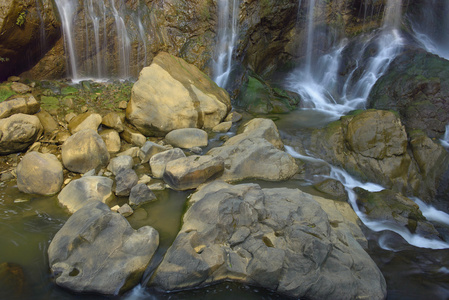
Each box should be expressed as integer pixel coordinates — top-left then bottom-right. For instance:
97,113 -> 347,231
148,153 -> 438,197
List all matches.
40,96 -> 60,111
0,86 -> 15,102
61,86 -> 79,96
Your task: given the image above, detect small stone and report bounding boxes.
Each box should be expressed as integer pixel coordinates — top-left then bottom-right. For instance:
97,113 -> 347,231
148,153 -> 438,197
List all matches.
65,112 -> 77,123
118,101 -> 128,109
148,183 -> 165,191
120,126 -> 146,147
80,106 -> 89,113
117,147 -> 140,158
107,155 -> 134,175
138,175 -> 152,185
225,111 -> 243,123
129,183 -> 157,207
212,121 -> 232,133
27,142 -> 41,152
189,147 -> 203,155
115,169 -> 138,197
10,82 -> 32,94
111,205 -> 120,212
118,204 -> 133,217
64,178 -> 72,185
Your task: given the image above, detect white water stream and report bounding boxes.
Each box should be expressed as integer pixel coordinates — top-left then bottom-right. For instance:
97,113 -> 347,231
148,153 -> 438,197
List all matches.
212,0 -> 239,89
285,146 -> 449,250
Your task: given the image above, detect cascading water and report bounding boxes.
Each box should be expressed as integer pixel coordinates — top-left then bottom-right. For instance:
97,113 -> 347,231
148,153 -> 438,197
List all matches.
410,0 -> 449,59
54,0 -> 148,81
212,0 -> 239,89
286,0 -> 403,117
284,146 -> 449,250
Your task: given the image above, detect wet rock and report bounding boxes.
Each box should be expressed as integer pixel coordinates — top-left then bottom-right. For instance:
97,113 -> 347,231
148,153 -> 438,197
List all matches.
139,141 -> 167,163
207,118 -> 297,182
149,148 -> 186,178
129,183 -> 157,207
212,121 -> 232,133
0,94 -> 40,119
0,113 -> 43,154
48,201 -> 158,295
58,176 -> 113,213
126,52 -> 231,136
16,151 -> 63,195
115,169 -> 138,197
102,112 -> 124,132
313,179 -> 348,202
99,129 -> 121,153
151,182 -> 386,299
0,262 -> 25,299
120,125 -> 146,147
107,155 -> 134,176
61,129 -> 110,173
225,111 -> 243,123
354,188 -> 441,240
163,155 -> 225,190
368,48 -> 449,138
68,112 -> 102,134
165,128 -> 208,149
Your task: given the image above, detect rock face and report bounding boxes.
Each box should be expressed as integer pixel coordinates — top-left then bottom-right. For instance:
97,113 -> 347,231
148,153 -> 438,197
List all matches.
208,118 -> 298,182
126,52 -> 231,136
48,201 -> 159,295
163,155 -> 225,190
58,176 -> 113,213
0,94 -> 40,119
61,129 -> 110,173
16,151 -> 63,195
310,109 -> 449,202
0,113 -> 43,154
151,182 -> 386,300
368,48 -> 449,138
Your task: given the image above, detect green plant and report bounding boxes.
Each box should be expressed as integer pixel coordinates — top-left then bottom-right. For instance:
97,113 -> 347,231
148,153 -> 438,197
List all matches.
16,11 -> 27,27
0,57 -> 9,62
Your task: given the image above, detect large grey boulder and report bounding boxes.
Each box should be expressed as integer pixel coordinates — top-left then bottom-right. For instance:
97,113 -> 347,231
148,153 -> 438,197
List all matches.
139,141 -> 167,163
165,128 -> 208,149
61,129 -> 110,174
107,155 -> 134,176
0,94 -> 40,119
0,113 -> 43,154
129,183 -> 157,207
16,151 -> 63,195
207,118 -> 297,182
58,176 -> 113,213
115,169 -> 138,197
151,182 -> 386,299
149,148 -> 186,178
48,201 -> 159,295
126,52 -> 231,136
163,155 -> 224,190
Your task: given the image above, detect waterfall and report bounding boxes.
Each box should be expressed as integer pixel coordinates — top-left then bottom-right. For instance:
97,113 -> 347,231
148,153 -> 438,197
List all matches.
54,0 -> 147,81
212,0 -> 239,89
286,0 -> 403,117
410,0 -> 449,60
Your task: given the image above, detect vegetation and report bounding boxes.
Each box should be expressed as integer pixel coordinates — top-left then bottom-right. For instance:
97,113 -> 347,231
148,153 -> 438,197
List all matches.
16,11 -> 27,27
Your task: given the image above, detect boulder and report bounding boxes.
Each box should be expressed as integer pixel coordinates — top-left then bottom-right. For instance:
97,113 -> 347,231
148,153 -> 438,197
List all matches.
115,169 -> 138,197
151,182 -> 386,299
48,201 -> 159,295
139,141 -> 167,163
68,112 -> 102,134
163,155 -> 225,190
126,52 -> 231,136
207,119 -> 297,182
0,94 -> 40,119
0,113 -> 43,154
310,109 -> 448,202
99,129 -> 121,153
368,48 -> 449,138
58,176 -> 113,214
165,128 -> 208,149
129,183 -> 157,207
10,82 -> 32,94
313,179 -> 348,202
212,121 -> 232,133
61,129 -> 110,173
225,111 -> 243,123
149,148 -> 186,178
355,188 -> 441,239
107,155 -> 134,176
16,151 -> 63,195
102,112 -> 124,132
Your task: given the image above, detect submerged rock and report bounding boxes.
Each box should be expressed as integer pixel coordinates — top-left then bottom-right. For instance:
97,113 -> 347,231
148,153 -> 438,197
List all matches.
0,262 -> 26,299
48,201 -> 159,295
16,151 -> 63,195
151,182 -> 386,299
126,52 -> 231,136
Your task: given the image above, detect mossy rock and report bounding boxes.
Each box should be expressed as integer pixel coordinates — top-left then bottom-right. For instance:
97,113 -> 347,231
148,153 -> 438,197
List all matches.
237,74 -> 301,114
0,85 -> 15,102
61,86 -> 79,96
40,96 -> 60,111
